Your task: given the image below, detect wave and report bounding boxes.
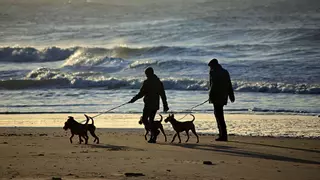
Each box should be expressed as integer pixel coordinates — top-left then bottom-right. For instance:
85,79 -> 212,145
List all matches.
110,46 -> 204,58
0,68 -> 319,94
234,82 -> 320,94
0,47 -> 76,62
0,45 -> 206,63
0,104 -> 106,108
61,48 -> 129,72
129,59 -> 204,69
1,39 -> 317,67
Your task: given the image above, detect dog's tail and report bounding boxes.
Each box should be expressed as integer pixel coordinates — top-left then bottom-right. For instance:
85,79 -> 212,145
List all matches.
190,114 -> 195,122
84,114 -> 90,125
158,114 -> 163,122
89,116 -> 95,125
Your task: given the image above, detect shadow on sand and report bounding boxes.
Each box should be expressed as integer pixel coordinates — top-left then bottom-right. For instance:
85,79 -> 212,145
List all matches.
229,140 -> 320,154
90,144 -> 144,151
161,142 -> 320,165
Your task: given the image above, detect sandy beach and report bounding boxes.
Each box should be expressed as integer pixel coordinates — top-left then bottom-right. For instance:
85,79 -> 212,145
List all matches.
1,0 -> 320,179
0,114 -> 319,180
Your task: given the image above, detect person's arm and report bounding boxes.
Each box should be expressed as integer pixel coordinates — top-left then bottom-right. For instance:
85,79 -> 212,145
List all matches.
208,70 -> 214,103
159,81 -> 169,112
209,70 -> 213,88
129,81 -> 146,103
227,71 -> 235,103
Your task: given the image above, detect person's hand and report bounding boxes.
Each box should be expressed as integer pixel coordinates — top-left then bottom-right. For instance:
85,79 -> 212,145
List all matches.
163,105 -> 169,112
230,96 -> 235,103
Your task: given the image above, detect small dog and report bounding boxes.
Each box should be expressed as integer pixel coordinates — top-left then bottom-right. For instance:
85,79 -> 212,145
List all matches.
164,113 -> 199,143
139,114 -> 167,142
63,114 -> 99,144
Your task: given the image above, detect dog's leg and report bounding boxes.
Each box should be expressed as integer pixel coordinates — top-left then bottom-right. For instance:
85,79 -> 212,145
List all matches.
85,136 -> 88,144
95,137 -> 99,144
177,132 -> 181,143
185,130 -> 190,143
78,135 -> 83,144
159,126 -> 167,142
191,128 -> 199,143
69,134 -> 74,144
171,133 -> 177,143
84,133 -> 89,144
144,130 -> 149,141
89,130 -> 100,144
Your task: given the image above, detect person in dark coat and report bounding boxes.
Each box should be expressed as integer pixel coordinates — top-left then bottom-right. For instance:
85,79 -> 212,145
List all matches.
129,67 -> 169,143
208,59 -> 235,141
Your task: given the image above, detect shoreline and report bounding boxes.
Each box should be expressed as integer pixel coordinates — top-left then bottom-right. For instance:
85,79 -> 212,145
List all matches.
0,111 -> 318,116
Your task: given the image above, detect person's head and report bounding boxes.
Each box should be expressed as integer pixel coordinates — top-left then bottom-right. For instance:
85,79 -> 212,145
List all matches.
144,67 -> 154,78
208,58 -> 219,69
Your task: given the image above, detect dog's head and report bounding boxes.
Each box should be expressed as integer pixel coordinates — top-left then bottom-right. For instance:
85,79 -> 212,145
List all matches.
139,116 -> 150,126
63,116 -> 75,130
138,116 -> 143,125
164,114 -> 175,123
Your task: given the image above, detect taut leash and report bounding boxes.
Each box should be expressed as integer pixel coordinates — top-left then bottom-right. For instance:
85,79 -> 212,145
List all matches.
166,99 -> 209,120
79,102 -> 129,123
91,102 -> 129,118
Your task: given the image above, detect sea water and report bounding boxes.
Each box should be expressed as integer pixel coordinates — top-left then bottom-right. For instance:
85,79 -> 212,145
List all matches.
0,0 -> 319,136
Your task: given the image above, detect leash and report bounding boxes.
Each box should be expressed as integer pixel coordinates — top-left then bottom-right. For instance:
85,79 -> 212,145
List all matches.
78,99 -> 208,123
166,99 -> 209,120
91,102 -> 129,118
79,102 -> 129,123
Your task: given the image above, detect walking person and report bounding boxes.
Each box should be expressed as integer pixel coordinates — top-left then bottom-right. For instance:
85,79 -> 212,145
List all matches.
128,67 -> 169,143
208,59 -> 235,141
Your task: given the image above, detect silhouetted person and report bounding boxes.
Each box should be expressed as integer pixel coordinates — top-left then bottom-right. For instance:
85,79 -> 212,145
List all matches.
208,59 -> 235,141
129,67 -> 169,143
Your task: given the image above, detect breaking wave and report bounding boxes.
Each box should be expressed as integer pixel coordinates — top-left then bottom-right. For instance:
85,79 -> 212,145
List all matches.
129,59 -> 204,69
0,47 -> 76,62
0,67 -> 319,94
0,45 -> 206,63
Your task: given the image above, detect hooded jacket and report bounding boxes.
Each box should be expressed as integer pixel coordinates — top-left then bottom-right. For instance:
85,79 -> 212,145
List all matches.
131,74 -> 168,110
209,64 -> 235,105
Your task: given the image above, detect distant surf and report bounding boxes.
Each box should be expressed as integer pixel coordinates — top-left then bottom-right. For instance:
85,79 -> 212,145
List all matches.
1,0 -> 319,117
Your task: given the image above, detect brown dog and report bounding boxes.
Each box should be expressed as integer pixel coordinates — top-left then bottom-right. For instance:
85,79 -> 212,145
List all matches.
164,113 -> 199,143
139,114 -> 167,142
63,114 -> 99,144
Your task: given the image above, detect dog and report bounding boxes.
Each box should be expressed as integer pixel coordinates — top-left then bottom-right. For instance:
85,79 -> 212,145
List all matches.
164,113 -> 199,143
63,114 -> 99,144
139,114 -> 167,142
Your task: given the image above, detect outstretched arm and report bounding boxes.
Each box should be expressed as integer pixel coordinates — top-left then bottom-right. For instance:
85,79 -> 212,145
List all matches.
129,81 -> 146,103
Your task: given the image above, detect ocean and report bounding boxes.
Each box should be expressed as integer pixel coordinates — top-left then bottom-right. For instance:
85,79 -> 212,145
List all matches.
0,0 -> 319,116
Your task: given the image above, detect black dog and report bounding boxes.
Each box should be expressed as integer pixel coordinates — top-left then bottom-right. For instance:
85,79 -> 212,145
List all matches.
164,113 -> 199,143
63,114 -> 99,144
139,114 -> 167,142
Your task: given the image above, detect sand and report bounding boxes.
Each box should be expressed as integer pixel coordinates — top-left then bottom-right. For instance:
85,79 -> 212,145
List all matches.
0,114 -> 319,180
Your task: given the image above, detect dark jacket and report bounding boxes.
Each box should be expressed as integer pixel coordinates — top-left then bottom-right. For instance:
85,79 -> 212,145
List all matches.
131,74 -> 168,110
209,64 -> 235,105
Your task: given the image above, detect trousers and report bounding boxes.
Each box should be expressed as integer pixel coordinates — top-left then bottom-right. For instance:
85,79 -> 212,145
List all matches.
213,104 -> 227,138
142,108 -> 158,140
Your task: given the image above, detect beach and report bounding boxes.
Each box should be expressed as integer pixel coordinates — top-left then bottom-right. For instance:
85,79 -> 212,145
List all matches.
0,114 -> 319,180
1,0 -> 319,179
